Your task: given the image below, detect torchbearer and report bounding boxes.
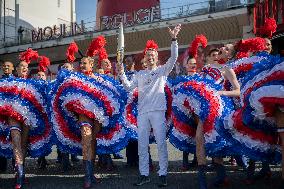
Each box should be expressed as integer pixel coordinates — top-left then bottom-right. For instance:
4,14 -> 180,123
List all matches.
117,24 -> 181,187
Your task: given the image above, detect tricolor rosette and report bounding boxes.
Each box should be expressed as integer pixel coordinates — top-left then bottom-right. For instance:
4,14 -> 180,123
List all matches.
50,70 -> 130,155
220,52 -> 283,162
0,78 -> 53,158
172,74 -> 234,156
123,82 -> 173,143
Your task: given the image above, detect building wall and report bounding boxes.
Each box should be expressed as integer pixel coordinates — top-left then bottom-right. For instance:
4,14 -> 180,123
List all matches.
0,9 -> 250,64
0,0 -> 75,45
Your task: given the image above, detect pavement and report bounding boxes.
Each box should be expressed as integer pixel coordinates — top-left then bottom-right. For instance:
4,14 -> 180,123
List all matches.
0,142 -> 282,189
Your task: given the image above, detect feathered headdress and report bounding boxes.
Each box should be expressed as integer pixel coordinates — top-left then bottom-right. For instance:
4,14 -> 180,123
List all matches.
98,48 -> 108,62
86,36 -> 108,68
86,35 -> 107,57
258,18 -> 277,38
96,48 -> 109,68
38,56 -> 50,72
235,37 -> 266,59
19,48 -> 39,64
66,42 -> 79,63
143,40 -> 159,55
187,34 -> 208,58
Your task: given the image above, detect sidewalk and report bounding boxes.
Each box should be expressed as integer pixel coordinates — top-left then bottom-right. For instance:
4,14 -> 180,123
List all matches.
0,142 -> 282,189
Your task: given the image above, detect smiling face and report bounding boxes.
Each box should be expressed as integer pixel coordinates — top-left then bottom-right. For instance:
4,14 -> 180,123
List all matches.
62,63 -> 74,71
16,61 -> 29,77
80,57 -> 93,72
101,59 -> 112,71
184,58 -> 197,75
2,61 -> 14,75
144,49 -> 158,69
36,71 -> 47,80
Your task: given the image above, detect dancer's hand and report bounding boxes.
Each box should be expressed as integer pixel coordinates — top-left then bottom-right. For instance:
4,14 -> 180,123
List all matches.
217,91 -> 225,96
168,24 -> 181,39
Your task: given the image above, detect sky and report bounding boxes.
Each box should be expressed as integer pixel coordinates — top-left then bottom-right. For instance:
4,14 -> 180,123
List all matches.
75,0 -> 199,22
76,0 -> 97,22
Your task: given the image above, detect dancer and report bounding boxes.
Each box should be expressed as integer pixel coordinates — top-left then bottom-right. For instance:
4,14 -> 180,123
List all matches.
0,61 -> 14,173
0,49 -> 52,189
52,39 -> 129,188
198,44 -> 240,189
220,37 -> 284,189
35,70 -> 48,169
168,35 -> 208,171
173,42 -> 240,189
180,56 -> 198,171
180,36 -> 208,171
10,59 -> 32,189
117,24 -> 181,187
60,61 -> 81,170
97,56 -> 116,171
79,56 -> 101,187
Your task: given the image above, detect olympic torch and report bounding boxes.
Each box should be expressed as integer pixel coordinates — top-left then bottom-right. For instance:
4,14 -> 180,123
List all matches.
117,22 -> 124,64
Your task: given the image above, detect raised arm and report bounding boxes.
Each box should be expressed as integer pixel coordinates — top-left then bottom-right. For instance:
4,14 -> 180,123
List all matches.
218,67 -> 240,97
161,24 -> 181,76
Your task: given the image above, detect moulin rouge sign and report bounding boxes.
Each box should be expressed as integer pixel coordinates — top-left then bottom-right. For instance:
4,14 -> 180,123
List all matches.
100,5 -> 161,30
31,5 -> 161,42
31,22 -> 84,42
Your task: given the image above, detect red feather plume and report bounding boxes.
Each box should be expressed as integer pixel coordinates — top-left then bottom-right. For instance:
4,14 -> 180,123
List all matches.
38,56 -> 50,72
66,42 -> 78,62
188,35 -> 208,58
259,18 -> 277,38
235,52 -> 250,59
19,48 -> 39,64
97,48 -> 108,68
143,40 -> 159,55
86,35 -> 107,57
235,37 -> 266,59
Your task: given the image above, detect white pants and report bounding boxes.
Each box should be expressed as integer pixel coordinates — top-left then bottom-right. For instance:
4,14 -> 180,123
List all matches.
138,110 -> 168,176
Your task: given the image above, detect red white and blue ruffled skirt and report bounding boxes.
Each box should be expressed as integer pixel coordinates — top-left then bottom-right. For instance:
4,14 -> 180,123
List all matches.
0,78 -> 53,158
169,75 -> 235,156
220,52 -> 283,162
50,70 -> 130,155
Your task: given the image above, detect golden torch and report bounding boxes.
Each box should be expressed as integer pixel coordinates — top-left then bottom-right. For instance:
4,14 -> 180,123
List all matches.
117,22 -> 124,64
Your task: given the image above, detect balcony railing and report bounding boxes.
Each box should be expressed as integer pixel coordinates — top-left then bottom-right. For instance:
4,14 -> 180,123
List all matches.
0,0 -> 254,48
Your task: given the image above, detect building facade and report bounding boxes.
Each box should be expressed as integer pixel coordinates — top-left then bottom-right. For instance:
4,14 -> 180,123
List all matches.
0,0 -> 76,47
253,0 -> 284,56
0,1 -> 256,77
